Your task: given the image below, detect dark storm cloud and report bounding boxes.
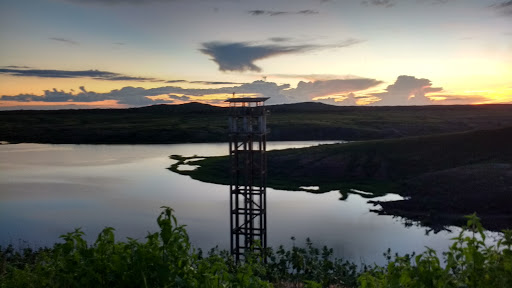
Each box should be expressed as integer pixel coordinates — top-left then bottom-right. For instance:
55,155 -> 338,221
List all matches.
248,9 -> 319,16
491,1 -> 512,15
0,67 -> 163,82
200,39 -> 364,72
200,42 -> 314,72
49,37 -> 79,45
372,75 -> 442,105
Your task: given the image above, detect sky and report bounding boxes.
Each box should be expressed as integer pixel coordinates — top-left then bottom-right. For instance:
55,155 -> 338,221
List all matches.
0,0 -> 511,109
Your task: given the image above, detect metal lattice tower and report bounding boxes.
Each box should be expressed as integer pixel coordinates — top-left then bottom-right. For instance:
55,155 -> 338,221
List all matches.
226,97 -> 269,262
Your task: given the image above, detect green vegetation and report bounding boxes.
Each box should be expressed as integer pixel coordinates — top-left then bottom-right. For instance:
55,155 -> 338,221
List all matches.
1,103 -> 512,144
1,209 -> 511,287
359,214 -> 512,288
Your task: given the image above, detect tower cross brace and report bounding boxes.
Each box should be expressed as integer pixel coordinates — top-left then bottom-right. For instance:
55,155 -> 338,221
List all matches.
226,97 -> 269,262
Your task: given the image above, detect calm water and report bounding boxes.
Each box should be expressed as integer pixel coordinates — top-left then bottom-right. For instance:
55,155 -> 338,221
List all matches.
0,142 -> 498,265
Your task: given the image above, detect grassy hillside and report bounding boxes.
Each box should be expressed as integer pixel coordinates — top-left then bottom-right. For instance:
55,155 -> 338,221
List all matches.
174,126 -> 512,230
1,103 -> 512,144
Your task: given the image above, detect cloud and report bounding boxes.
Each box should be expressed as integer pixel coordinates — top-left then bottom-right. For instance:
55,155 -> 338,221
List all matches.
371,75 -> 442,105
3,65 -> 31,69
200,40 -> 364,72
1,78 -> 381,107
168,95 -> 190,101
49,37 -> 79,45
269,37 -> 293,43
2,76 -> 500,109
491,1 -> 512,15
339,93 -> 358,106
200,42 -> 314,72
361,0 -> 395,8
0,67 -> 252,86
248,9 -> 319,16
316,92 -> 359,106
267,73 -> 365,81
283,78 -> 383,103
190,81 -> 244,85
361,0 -> 452,8
0,87 -> 175,106
0,67 -> 166,82
429,94 -> 491,104
62,0 -> 172,5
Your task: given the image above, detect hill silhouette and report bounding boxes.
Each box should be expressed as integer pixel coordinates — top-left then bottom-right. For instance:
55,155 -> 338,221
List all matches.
1,102 -> 512,144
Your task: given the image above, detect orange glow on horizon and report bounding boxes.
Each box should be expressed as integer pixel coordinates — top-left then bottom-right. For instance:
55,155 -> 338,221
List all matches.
0,100 -> 124,109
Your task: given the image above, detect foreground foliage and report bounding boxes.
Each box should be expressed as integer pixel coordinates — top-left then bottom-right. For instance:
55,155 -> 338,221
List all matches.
1,210 -> 510,288
359,214 -> 512,288
0,207 -> 356,288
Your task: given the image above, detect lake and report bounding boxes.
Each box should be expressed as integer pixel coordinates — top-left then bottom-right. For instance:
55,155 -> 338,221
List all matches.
0,142 -> 499,266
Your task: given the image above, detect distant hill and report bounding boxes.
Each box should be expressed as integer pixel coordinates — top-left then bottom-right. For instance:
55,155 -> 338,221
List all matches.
133,102 -> 224,113
1,102 -> 512,144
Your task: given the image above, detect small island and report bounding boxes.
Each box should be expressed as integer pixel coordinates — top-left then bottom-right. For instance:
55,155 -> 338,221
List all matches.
171,126 -> 512,232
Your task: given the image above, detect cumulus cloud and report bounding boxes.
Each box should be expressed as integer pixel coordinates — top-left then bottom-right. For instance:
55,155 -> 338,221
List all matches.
0,87 -> 175,106
316,92 -> 360,106
200,39 -> 364,72
2,75 -> 497,108
340,93 -> 359,106
49,37 -> 79,45
371,75 -> 442,105
248,9 -> 319,16
1,78 -> 382,107
283,78 -> 383,103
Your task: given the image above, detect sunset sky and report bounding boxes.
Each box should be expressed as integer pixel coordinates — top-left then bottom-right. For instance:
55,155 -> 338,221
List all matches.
0,0 -> 511,109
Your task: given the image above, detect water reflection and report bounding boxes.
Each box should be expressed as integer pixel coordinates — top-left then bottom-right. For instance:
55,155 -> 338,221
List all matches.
0,142 -> 501,266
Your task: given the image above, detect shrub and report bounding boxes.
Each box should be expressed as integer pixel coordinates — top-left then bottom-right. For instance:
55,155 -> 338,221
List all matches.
358,214 -> 512,288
